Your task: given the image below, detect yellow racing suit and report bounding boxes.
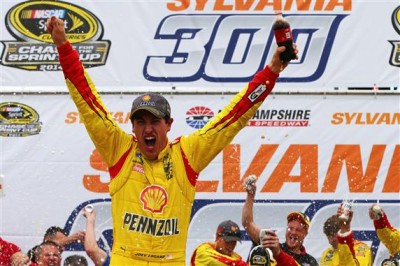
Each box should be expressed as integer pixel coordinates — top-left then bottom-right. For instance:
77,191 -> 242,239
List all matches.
320,231 -> 372,266
190,242 -> 247,266
374,213 -> 400,258
57,42 -> 279,265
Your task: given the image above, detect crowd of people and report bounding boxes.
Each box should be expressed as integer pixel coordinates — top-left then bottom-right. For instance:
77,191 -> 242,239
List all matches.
2,14 -> 398,266
188,181 -> 399,266
239,176 -> 399,266
2,201 -> 398,266
0,205 -> 108,266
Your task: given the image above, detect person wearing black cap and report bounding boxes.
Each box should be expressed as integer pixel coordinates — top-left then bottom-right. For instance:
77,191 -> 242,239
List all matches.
46,16 -> 297,265
190,220 -> 248,266
242,176 -> 318,266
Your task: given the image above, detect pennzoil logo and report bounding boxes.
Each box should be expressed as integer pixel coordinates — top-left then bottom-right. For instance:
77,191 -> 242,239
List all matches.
0,102 -> 42,137
140,185 -> 168,213
1,0 -> 110,71
389,5 -> 400,67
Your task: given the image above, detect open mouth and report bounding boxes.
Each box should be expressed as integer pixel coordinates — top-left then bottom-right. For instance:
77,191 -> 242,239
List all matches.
145,136 -> 156,146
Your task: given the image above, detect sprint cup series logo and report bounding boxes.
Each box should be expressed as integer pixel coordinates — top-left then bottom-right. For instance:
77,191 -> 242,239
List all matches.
0,102 -> 42,137
1,0 -> 110,71
389,6 -> 400,67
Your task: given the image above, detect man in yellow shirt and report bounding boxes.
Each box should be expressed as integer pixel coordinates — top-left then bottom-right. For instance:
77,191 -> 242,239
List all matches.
320,204 -> 372,266
190,220 -> 248,266
46,16 -> 297,265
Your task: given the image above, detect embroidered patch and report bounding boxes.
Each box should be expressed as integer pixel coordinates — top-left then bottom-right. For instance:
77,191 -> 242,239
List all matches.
133,164 -> 144,174
248,84 -> 267,102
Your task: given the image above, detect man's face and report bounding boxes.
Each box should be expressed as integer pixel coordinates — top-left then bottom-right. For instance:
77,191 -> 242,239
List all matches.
37,244 -> 61,266
285,220 -> 308,251
132,110 -> 173,160
327,233 -> 338,249
216,236 -> 237,256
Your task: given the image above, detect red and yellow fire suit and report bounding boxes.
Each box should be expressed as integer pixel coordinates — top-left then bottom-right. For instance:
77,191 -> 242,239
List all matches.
190,242 -> 247,266
374,213 -> 400,257
320,231 -> 372,266
57,41 -> 278,265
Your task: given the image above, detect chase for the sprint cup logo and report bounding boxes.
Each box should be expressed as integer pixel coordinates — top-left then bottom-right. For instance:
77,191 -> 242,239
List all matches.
0,0 -> 110,71
0,102 -> 41,137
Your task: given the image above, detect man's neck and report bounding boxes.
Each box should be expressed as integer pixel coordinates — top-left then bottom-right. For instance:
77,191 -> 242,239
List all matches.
289,247 -> 301,254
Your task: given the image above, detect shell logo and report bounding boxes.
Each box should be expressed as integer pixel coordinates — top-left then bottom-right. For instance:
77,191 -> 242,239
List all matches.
140,185 -> 168,213
142,95 -> 152,101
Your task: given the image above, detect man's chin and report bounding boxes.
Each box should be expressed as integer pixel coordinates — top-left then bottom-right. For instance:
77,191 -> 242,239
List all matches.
140,145 -> 157,159
287,240 -> 298,248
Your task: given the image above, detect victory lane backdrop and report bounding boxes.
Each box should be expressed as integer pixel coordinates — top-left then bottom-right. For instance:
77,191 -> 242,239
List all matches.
1,94 -> 399,265
1,0 -> 400,265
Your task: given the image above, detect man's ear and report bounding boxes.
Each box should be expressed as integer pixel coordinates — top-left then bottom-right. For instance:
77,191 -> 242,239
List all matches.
167,118 -> 174,130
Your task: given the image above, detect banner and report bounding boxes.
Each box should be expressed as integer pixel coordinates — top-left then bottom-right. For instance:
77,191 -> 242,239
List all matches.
0,93 -> 399,264
0,0 -> 399,92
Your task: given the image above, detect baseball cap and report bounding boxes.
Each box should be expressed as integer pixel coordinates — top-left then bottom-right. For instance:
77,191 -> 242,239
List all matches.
130,93 -> 171,119
287,212 -> 311,228
216,220 -> 242,242
248,245 -> 273,266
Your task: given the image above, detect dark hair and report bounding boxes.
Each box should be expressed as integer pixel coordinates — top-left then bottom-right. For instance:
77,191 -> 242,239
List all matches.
323,215 -> 341,236
44,226 -> 66,241
63,255 -> 88,266
27,245 -> 40,263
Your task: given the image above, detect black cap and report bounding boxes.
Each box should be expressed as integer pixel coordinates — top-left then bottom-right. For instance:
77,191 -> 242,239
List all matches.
380,258 -> 399,266
130,93 -> 171,119
216,220 -> 242,242
249,245 -> 272,266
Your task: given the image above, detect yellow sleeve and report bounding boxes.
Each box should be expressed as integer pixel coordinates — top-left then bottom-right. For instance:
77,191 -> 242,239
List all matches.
58,42 -> 132,167
181,66 -> 279,173
374,214 -> 400,256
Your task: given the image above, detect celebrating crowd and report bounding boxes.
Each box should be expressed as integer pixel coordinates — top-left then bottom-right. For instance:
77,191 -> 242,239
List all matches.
2,199 -> 399,266
1,13 -> 398,266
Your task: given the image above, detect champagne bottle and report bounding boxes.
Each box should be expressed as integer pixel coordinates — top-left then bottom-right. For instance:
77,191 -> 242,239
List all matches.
338,199 -> 353,221
273,12 -> 296,62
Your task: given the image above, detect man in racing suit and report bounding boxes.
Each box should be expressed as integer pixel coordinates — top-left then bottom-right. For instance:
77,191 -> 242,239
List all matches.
190,220 -> 248,266
320,205 -> 372,266
46,16 -> 296,265
369,203 -> 400,265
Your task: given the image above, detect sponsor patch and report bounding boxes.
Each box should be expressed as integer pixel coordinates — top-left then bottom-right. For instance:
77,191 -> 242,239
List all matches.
133,164 -> 144,174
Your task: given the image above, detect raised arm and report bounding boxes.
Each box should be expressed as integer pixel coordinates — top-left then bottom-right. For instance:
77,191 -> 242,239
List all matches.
337,205 -> 372,266
369,204 -> 400,257
83,207 -> 108,266
242,178 -> 261,244
46,16 -> 67,47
